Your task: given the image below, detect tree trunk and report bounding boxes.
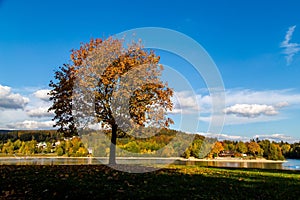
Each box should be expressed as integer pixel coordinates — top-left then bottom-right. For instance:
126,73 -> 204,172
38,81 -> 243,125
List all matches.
109,124 -> 117,165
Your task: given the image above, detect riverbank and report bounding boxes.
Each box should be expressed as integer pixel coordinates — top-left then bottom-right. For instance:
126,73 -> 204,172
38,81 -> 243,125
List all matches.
1,164 -> 300,199
179,157 -> 287,163
0,156 -> 287,163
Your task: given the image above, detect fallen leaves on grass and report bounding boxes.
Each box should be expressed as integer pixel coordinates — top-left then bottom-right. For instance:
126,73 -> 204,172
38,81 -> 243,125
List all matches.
0,165 -> 299,199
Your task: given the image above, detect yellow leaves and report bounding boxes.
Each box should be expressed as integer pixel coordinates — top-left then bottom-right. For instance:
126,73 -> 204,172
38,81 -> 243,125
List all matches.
101,77 -> 110,85
70,38 -> 103,67
128,82 -> 173,127
53,36 -> 173,134
211,142 -> 224,155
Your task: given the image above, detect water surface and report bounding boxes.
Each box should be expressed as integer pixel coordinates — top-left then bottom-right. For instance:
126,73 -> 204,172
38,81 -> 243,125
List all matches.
0,157 -> 299,171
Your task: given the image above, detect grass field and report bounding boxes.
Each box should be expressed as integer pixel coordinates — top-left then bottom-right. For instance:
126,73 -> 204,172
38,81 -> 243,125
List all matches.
1,164 -> 300,199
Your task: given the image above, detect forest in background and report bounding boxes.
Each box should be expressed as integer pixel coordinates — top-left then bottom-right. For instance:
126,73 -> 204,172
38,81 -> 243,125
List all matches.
0,129 -> 299,160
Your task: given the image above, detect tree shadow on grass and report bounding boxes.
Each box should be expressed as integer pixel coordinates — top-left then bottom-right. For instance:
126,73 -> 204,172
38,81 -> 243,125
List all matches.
0,165 -> 299,199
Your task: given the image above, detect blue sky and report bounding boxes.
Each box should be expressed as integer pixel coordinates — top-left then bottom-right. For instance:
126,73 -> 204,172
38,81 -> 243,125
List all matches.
1,0 -> 300,142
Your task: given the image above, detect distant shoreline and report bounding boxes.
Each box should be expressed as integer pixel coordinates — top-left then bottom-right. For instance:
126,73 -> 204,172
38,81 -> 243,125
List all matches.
0,156 -> 287,163
179,157 -> 287,163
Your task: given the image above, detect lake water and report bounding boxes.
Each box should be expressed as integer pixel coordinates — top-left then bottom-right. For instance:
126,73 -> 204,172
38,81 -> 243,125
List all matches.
282,159 -> 300,170
0,157 -> 181,166
0,157 -> 299,170
178,159 -> 300,170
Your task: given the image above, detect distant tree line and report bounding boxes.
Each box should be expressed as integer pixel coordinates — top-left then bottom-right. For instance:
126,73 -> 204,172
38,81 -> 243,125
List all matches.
0,137 -> 88,157
182,138 -> 300,160
0,131 -> 88,157
0,130 -> 60,143
1,129 -> 300,160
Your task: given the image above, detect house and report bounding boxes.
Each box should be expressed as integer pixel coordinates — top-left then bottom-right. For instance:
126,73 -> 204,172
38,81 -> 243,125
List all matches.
55,141 -> 61,146
87,147 -> 93,154
219,150 -> 235,157
36,142 -> 47,149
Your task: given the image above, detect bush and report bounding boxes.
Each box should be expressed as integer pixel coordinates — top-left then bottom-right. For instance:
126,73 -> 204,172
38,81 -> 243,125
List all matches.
56,147 -> 64,156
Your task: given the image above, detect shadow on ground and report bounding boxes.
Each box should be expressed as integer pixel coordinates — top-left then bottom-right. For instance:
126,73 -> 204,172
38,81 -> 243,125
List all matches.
1,165 -> 299,199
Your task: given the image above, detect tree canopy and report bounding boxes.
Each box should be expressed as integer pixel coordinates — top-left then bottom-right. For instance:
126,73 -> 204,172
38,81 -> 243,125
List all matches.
48,37 -> 174,164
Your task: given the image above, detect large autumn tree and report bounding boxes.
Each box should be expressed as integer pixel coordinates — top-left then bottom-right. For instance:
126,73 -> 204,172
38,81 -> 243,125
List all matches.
49,37 -> 173,164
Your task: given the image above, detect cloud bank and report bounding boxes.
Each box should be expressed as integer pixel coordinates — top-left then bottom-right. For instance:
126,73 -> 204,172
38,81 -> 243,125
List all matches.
199,132 -> 298,143
0,85 -> 54,129
0,84 -> 29,110
254,134 -> 296,142
1,85 -> 300,130
189,89 -> 300,125
26,107 -> 54,118
7,120 -> 55,130
171,89 -> 300,119
199,132 -> 249,141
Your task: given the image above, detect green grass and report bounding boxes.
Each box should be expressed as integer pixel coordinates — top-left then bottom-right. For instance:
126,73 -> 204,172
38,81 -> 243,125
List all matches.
1,164 -> 300,199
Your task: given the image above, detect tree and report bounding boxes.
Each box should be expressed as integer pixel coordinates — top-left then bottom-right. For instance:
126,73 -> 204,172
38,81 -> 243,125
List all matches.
161,145 -> 175,157
48,64 -> 78,137
0,143 -> 3,152
2,139 -> 14,154
75,147 -> 89,157
56,147 -> 64,156
45,142 -> 53,153
268,143 -> 284,160
236,141 -> 248,154
26,140 -> 37,155
49,37 -> 173,164
280,143 -> 291,156
258,140 -> 271,158
13,139 -> 22,151
210,142 -> 224,157
189,139 -> 203,158
289,144 -> 300,158
247,141 -> 261,157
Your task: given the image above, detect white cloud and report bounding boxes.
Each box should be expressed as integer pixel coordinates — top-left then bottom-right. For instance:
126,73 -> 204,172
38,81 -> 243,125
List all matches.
196,89 -> 300,125
199,132 -> 298,143
275,101 -> 289,108
224,104 -> 282,118
0,86 -> 55,129
225,89 -> 300,106
2,85 -> 300,130
26,107 -> 54,118
199,132 -> 250,141
33,89 -> 50,101
254,134 -> 298,143
7,120 -> 55,130
172,89 -> 300,117
0,109 -> 29,129
199,113 -> 286,125
167,88 -> 300,127
0,84 -> 29,109
281,25 -> 300,65
169,91 -> 200,114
